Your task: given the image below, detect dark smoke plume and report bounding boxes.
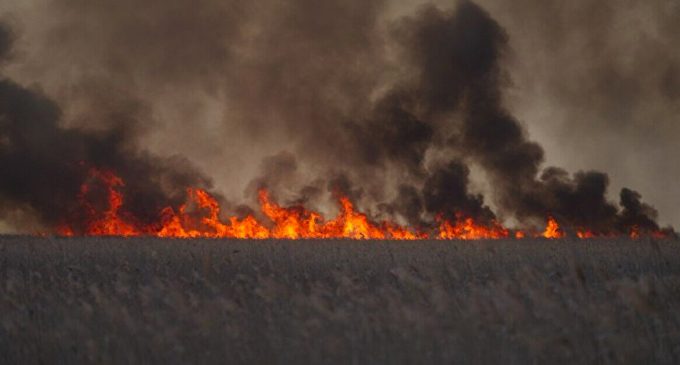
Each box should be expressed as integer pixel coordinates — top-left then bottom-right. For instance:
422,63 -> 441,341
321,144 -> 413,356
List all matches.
373,1 -> 670,235
0,76 -> 213,231
480,0 -> 680,228
0,22 -> 214,232
0,0 -> 675,236
422,160 -> 495,224
0,23 -> 12,63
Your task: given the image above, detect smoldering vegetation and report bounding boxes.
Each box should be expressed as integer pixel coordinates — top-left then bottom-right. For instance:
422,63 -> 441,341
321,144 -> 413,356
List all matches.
1,236 -> 680,364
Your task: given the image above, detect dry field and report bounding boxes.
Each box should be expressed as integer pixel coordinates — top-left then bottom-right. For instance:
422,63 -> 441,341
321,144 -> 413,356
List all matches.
1,236 -> 679,364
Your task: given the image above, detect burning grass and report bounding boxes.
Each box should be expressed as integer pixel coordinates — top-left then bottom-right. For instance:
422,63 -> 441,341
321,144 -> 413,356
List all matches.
55,168 -> 673,240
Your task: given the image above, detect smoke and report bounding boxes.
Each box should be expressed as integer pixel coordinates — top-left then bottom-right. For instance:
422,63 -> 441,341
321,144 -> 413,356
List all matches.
0,0 -> 675,235
0,22 -> 11,63
476,0 -> 680,228
421,160 -> 495,224
619,188 -> 662,233
428,1 -> 671,234
0,21 -> 214,232
0,76 -> 214,231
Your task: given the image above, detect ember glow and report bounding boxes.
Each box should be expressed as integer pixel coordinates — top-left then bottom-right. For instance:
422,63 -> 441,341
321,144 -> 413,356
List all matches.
55,169 -> 671,240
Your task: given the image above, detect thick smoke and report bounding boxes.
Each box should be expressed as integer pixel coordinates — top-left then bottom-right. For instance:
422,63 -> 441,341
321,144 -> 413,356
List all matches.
477,0 -> 680,228
0,76 -> 213,231
0,22 -> 11,62
0,0 -> 675,235
329,1 -> 669,234
421,161 -> 495,224
0,22 -> 214,232
365,1 -> 670,234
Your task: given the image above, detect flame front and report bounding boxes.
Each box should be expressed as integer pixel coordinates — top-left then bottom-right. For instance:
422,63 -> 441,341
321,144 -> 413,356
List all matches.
55,169 -> 670,240
437,214 -> 510,240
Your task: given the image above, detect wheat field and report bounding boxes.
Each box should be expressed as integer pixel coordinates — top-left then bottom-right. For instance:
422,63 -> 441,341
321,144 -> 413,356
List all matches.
1,236 -> 679,364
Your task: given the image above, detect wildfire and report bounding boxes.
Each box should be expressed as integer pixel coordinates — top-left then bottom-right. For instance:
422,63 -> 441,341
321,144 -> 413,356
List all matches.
156,188 -> 270,239
55,169 -> 671,240
542,216 -> 565,239
576,230 -> 595,239
77,169 -> 139,237
259,190 -> 425,239
437,214 -> 510,240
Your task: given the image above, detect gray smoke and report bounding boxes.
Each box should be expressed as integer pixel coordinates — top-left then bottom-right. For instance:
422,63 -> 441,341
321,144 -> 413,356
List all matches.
0,0 -> 676,235
0,22 -> 215,233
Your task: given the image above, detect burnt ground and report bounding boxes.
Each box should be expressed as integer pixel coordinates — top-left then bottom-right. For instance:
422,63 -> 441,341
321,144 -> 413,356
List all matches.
1,236 -> 680,364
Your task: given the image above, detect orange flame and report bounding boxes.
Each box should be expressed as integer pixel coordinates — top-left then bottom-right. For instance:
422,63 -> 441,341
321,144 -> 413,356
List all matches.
258,190 -> 421,239
542,216 -> 564,239
55,169 -> 671,240
576,230 -> 595,239
73,169 -> 140,237
157,188 -> 270,239
437,214 -> 510,240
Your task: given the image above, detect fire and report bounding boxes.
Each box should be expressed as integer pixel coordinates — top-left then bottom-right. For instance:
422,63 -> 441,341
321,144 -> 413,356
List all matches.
542,216 -> 564,239
258,190 -> 421,239
437,214 -> 510,240
56,225 -> 75,237
157,188 -> 270,239
575,230 -> 617,239
328,196 -> 387,239
259,189 -> 322,239
55,169 -> 671,240
576,230 -> 595,239
74,169 -> 140,237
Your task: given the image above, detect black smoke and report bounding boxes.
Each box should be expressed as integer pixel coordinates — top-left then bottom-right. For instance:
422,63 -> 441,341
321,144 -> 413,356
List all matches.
0,23 -> 213,233
398,2 -> 669,235
0,0 -> 675,236
0,22 -> 12,62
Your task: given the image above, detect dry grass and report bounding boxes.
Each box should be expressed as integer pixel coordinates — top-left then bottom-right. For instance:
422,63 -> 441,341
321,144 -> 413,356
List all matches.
1,236 -> 680,364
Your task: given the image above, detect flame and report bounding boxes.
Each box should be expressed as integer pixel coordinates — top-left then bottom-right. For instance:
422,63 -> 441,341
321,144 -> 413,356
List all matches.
650,231 -> 669,239
329,196 -> 387,239
55,169 -> 671,240
56,225 -> 75,237
157,188 -> 270,239
542,216 -> 564,239
67,168 -> 141,237
258,190 -> 420,239
576,230 -> 595,239
259,189 -> 322,239
437,214 -> 510,240
575,230 -> 618,239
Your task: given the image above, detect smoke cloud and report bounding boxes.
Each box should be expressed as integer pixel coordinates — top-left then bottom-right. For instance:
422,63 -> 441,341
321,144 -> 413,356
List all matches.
0,0 -> 676,235
0,21 -> 214,232
477,0 -> 680,228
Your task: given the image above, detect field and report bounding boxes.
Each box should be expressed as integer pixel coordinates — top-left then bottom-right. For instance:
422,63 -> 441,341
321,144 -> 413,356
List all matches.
1,237 -> 680,364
